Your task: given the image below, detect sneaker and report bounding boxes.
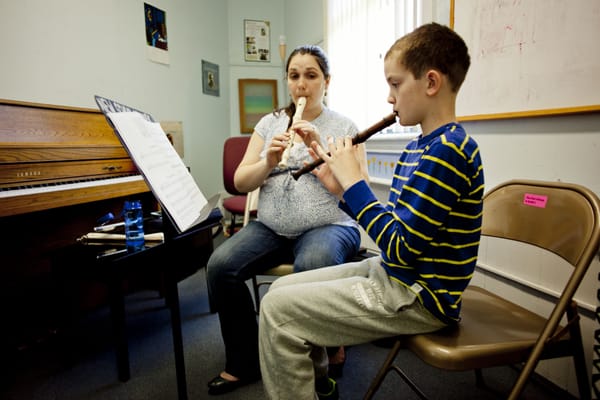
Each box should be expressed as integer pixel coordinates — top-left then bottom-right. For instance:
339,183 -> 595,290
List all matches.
316,377 -> 339,400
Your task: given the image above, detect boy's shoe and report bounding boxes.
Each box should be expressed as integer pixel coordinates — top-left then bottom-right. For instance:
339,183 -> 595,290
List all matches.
316,376 -> 339,400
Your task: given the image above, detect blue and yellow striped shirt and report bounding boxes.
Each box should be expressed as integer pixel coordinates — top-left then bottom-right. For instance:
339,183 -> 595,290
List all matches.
341,123 -> 484,324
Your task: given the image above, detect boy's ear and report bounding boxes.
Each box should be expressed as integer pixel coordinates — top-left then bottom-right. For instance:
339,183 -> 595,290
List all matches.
425,70 -> 442,95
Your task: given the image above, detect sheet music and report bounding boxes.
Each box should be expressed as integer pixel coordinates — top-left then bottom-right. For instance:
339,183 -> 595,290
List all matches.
105,110 -> 208,233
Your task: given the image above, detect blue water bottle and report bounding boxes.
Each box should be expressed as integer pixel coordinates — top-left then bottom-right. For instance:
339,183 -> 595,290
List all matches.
123,200 -> 145,252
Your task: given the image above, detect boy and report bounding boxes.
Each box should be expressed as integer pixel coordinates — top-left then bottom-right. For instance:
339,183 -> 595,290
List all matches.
258,22 -> 484,400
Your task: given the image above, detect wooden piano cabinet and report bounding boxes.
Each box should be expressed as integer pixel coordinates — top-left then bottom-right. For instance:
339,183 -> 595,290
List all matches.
0,192 -> 157,347
0,98 -> 220,400
0,99 -> 157,375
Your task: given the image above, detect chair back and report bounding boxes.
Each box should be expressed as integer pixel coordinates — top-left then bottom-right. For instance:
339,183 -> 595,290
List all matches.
482,179 -> 600,267
223,136 -> 250,196
481,179 -> 600,398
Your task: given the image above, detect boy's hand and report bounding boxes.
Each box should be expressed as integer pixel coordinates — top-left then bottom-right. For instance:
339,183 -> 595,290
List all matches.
313,136 -> 363,192
307,147 -> 344,199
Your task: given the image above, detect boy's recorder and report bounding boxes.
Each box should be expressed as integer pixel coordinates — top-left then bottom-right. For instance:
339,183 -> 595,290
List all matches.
291,112 -> 397,180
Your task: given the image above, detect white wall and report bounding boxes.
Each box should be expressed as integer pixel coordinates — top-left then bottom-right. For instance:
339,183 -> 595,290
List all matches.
227,0 -> 286,135
283,0 -> 325,50
1,0 -> 231,197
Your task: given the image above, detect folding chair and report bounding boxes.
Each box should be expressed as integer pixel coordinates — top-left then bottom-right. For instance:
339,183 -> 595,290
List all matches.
243,188 -> 294,312
364,179 -> 600,400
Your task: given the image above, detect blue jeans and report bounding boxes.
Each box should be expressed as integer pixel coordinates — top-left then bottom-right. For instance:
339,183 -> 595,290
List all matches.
206,220 -> 361,379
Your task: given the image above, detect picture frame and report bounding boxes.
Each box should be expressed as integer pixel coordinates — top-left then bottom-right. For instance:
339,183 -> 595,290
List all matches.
144,3 -> 169,65
238,79 -> 278,133
202,60 -> 220,97
244,19 -> 271,62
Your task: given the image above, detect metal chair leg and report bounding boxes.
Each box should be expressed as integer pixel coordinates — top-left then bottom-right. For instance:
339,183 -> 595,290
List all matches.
364,339 -> 430,400
252,275 -> 261,313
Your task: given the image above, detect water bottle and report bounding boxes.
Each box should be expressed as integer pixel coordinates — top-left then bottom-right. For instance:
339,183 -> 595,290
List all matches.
123,200 -> 145,252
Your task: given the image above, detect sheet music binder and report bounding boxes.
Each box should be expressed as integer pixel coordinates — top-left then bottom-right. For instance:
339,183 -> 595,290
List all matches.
94,95 -> 219,234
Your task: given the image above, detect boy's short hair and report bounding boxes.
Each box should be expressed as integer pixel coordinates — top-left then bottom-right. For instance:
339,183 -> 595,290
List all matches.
385,22 -> 470,92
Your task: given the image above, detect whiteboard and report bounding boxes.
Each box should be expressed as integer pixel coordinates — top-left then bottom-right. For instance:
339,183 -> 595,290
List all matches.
452,0 -> 600,120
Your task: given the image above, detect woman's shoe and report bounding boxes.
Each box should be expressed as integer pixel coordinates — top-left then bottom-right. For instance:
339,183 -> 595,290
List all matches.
207,373 -> 260,395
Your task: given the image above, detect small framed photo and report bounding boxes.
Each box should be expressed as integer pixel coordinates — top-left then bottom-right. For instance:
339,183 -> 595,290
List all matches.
202,60 -> 220,97
238,79 -> 278,133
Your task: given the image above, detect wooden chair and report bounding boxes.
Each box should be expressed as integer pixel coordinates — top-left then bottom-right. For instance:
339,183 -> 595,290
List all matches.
364,179 -> 600,400
243,188 -> 294,312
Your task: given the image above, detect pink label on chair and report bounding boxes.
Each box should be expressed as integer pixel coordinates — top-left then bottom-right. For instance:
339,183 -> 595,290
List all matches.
523,193 -> 548,208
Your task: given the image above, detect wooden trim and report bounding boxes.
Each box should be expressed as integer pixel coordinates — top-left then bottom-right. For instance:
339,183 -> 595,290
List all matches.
457,105 -> 600,122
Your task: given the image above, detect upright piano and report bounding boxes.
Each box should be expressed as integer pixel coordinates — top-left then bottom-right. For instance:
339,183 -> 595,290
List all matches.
0,99 -> 211,360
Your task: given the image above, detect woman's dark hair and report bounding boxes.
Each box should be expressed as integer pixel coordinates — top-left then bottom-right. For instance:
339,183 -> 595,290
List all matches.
274,45 -> 330,126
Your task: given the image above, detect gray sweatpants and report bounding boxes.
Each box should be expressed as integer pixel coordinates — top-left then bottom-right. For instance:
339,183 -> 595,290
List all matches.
258,256 -> 446,400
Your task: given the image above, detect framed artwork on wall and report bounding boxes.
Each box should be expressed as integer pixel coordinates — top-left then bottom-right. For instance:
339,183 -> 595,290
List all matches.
244,19 -> 271,62
238,79 -> 278,133
202,60 -> 220,97
144,2 -> 169,65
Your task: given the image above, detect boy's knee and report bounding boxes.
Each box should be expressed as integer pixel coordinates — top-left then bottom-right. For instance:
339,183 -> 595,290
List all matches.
259,290 -> 277,318
266,274 -> 288,292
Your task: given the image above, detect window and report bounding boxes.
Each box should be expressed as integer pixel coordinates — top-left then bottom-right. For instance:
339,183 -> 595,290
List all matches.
325,0 -> 430,136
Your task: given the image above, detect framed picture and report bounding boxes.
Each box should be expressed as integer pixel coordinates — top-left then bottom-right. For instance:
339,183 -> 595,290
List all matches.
144,3 -> 169,65
238,79 -> 278,133
244,19 -> 271,62
202,60 -> 220,97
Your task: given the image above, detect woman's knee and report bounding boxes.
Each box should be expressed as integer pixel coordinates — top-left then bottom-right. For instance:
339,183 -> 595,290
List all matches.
294,226 -> 360,271
206,245 -> 236,285
294,240 -> 354,272
293,250 -> 336,272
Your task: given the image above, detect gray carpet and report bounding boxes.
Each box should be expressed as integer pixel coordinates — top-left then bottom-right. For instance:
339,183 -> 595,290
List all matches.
3,262 -> 573,399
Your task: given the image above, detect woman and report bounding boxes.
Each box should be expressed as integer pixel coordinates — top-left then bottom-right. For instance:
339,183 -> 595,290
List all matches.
206,45 -> 367,396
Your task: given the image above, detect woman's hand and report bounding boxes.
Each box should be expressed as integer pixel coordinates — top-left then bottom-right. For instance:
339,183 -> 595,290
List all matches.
292,120 -> 322,148
265,131 -> 291,168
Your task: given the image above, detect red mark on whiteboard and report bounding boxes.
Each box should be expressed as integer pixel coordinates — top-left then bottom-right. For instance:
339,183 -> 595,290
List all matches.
523,193 -> 548,208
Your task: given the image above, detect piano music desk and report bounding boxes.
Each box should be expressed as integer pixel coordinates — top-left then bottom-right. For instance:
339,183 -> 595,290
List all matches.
53,209 -> 222,400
